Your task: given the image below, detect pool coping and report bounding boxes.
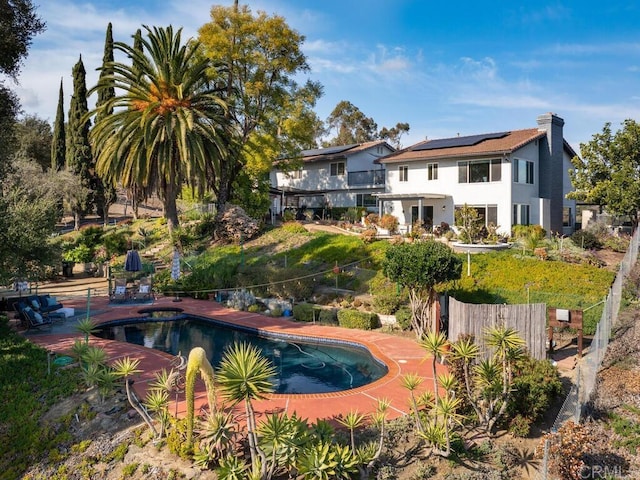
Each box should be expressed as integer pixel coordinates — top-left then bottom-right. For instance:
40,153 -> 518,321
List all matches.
24,295 -> 446,422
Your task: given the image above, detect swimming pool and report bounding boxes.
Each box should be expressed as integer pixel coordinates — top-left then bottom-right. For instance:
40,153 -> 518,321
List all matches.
93,314 -> 388,394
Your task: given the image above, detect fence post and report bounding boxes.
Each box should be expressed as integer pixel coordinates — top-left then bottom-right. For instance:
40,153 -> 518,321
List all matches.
541,438 -> 550,480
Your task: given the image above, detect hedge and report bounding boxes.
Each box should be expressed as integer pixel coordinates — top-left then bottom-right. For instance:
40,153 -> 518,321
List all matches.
337,309 -> 380,330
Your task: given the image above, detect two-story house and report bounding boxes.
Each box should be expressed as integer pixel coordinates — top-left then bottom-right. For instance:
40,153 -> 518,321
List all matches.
271,140 -> 395,217
375,113 -> 577,236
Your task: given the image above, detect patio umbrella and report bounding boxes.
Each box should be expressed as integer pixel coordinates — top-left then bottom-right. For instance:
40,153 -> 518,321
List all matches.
171,249 -> 182,302
124,249 -> 142,273
170,249 -> 181,281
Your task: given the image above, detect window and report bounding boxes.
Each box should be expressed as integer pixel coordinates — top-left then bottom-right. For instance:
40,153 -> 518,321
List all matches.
399,165 -> 409,182
458,159 -> 501,183
356,193 -> 377,207
454,205 -> 497,227
563,207 -> 572,227
427,162 -> 438,181
513,159 -> 534,184
513,204 -> 530,225
330,162 -> 345,176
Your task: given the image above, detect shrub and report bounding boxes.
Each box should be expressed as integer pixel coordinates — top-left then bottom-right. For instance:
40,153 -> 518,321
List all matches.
266,267 -> 315,301
282,221 -> 308,234
360,228 -> 377,243
293,302 -> 315,322
379,214 -> 399,234
365,213 -> 379,226
102,229 -> 130,257
507,356 -> 563,426
337,309 -> 380,330
604,233 -> 630,252
283,209 -> 296,222
512,224 -> 546,240
63,244 -> 94,263
195,213 -> 216,237
570,230 -> 601,250
247,304 -> 261,313
78,225 -> 104,248
508,414 -> 531,438
318,309 -> 337,324
372,294 -> 404,315
270,306 -> 283,317
395,307 -> 412,330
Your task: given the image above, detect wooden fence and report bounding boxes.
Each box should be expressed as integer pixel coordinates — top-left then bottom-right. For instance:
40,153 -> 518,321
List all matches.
447,298 -> 546,359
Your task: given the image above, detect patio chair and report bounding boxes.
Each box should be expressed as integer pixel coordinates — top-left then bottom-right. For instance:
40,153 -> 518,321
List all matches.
136,277 -> 153,301
28,294 -> 63,315
111,278 -> 128,303
18,304 -> 53,329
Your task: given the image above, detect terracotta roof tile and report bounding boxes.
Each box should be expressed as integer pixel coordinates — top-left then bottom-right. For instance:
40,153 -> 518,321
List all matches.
379,128 -> 546,164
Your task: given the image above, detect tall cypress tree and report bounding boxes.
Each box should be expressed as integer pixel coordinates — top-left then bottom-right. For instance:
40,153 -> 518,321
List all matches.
66,55 -> 93,228
51,79 -> 65,171
93,22 -> 117,225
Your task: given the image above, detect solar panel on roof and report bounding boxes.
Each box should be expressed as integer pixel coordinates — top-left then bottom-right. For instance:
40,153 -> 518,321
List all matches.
412,131 -> 510,151
301,144 -> 359,157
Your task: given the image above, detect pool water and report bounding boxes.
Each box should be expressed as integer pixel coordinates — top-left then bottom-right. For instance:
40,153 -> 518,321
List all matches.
94,316 -> 388,394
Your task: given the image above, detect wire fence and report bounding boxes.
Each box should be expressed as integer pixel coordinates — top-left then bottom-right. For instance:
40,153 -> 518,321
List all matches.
536,227 -> 640,479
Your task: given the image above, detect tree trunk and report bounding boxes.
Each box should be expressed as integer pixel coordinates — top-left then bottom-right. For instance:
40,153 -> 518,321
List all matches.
163,180 -> 179,232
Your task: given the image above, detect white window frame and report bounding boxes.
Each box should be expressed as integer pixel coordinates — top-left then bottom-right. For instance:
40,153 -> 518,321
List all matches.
330,162 -> 345,176
427,162 -> 438,181
399,165 -> 409,182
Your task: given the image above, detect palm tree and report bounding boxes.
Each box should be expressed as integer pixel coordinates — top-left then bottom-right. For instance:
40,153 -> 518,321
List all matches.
90,25 -> 234,232
216,341 -> 276,479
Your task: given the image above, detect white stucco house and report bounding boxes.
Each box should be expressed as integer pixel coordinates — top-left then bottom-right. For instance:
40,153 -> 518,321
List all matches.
375,113 -> 577,237
270,140 -> 395,218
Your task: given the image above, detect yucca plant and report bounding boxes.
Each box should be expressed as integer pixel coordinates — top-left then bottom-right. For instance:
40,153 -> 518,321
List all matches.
400,372 -> 425,433
112,356 -> 158,438
75,317 -> 98,344
144,389 -> 170,438
420,330 -> 450,410
217,342 -> 275,479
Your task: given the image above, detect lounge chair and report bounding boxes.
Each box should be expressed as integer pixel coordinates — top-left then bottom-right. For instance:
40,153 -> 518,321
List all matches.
28,294 -> 63,315
18,304 -> 53,329
111,278 -> 128,303
136,277 -> 153,301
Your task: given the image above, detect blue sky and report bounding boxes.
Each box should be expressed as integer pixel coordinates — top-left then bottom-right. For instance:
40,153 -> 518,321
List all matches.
13,0 -> 640,152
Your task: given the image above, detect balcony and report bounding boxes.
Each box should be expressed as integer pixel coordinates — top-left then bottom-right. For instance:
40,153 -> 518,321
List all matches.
348,169 -> 385,187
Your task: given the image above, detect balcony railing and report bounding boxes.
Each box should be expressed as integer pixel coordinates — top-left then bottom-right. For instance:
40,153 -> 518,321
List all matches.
348,169 -> 385,186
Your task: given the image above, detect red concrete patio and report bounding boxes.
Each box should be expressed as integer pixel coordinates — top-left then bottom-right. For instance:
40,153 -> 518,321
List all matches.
24,294 -> 445,424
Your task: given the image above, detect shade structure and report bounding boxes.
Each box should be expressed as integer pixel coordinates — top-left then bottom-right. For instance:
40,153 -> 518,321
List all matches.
171,250 -> 181,281
124,249 -> 142,272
